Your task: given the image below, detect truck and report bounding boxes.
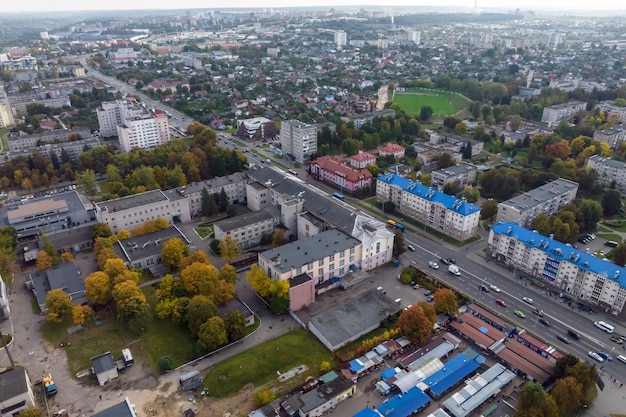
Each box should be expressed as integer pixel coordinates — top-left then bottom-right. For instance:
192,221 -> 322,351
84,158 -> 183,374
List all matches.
122,348 -> 134,367
448,265 -> 461,276
43,373 -> 57,396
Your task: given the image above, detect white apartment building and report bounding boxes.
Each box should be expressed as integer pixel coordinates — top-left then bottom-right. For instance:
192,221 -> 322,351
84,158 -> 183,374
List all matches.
117,111 -> 170,152
541,101 -> 587,125
214,208 -> 280,249
258,229 -> 362,282
587,155 -> 626,191
96,99 -> 145,138
334,30 -> 347,47
496,178 -> 579,228
95,189 -> 191,233
431,162 -> 478,191
177,173 -> 248,216
376,173 -> 480,241
408,30 -> 421,44
593,127 -> 626,149
597,101 -> 626,124
0,86 -> 14,127
488,222 -> 626,316
280,120 -> 317,164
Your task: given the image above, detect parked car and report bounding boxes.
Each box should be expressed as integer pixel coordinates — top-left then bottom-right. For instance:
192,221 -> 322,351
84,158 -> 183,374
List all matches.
496,299 -> 507,307
598,351 -> 613,361
523,297 -> 534,304
610,336 -> 624,344
515,310 -> 526,318
557,335 -> 570,344
490,285 -> 501,293
407,245 -> 416,251
412,284 -> 422,290
426,295 -> 434,302
533,309 -> 544,317
424,290 -> 434,296
588,351 -> 604,362
539,318 -> 551,327
428,261 -> 439,270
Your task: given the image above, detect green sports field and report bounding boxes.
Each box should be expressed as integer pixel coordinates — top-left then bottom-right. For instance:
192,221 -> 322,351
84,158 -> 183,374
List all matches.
393,88 -> 469,117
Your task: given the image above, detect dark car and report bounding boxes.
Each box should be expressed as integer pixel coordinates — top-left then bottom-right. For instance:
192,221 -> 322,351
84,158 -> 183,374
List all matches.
598,351 -> 613,361
557,335 -> 570,344
440,258 -> 451,265
479,284 -> 489,293
424,290 -> 434,296
539,318 -> 551,327
568,329 -> 581,340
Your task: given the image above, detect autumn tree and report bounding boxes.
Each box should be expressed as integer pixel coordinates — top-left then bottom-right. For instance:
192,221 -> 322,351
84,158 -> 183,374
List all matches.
549,376 -> 582,417
92,223 -> 112,240
85,271 -> 113,304
218,235 -> 241,263
181,261 -> 219,295
76,169 -> 98,196
271,229 -> 289,248
224,310 -> 246,342
61,252 -> 74,263
253,388 -> 276,407
45,289 -> 74,322
112,280 -> 150,331
17,409 -> 42,417
213,280 -> 236,305
515,381 -> 558,417
36,251 -> 53,271
103,258 -> 128,282
185,295 -> 217,336
434,288 -> 458,316
73,304 -> 94,325
247,264 -> 272,297
219,264 -> 238,285
397,304 -> 433,343
198,316 -> 228,351
417,301 -> 437,325
161,237 -> 189,269
481,199 -> 498,220
180,250 -> 210,271
269,278 -> 290,314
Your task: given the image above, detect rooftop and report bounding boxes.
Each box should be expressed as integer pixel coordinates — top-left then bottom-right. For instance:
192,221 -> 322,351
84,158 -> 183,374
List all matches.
91,352 -> 116,374
26,262 -> 86,309
432,162 -> 478,178
91,398 -> 137,417
214,208 -> 278,233
173,173 -> 248,195
7,199 -> 68,222
114,226 -> 193,263
96,189 -> 168,213
0,367 -> 30,402
498,178 -> 579,212
589,155 -> 626,168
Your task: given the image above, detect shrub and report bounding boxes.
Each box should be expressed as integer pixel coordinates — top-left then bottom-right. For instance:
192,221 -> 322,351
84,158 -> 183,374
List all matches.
158,355 -> 173,373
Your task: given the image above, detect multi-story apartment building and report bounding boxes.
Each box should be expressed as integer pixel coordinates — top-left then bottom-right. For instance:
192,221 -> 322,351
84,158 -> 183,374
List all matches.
117,110 -> 170,152
8,95 -> 71,118
0,84 -> 14,127
409,30 -> 421,44
431,162 -> 478,191
310,156 -> 373,194
496,178 -> 579,227
597,101 -> 626,124
8,136 -> 101,163
587,155 -> 626,191
280,120 -> 317,164
593,127 -> 626,149
541,101 -> 587,125
341,109 -> 395,130
258,229 -> 362,282
334,30 -> 347,47
96,99 -> 145,138
95,189 -> 191,233
376,173 -> 480,241
488,222 -> 626,316
214,208 -> 280,249
178,173 -> 248,216
6,126 -> 92,152
347,151 -> 376,169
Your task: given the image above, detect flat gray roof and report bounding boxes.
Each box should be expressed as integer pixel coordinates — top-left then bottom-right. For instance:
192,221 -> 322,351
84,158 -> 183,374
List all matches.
97,189 -> 168,213
174,172 -> 248,195
261,229 -> 360,274
589,155 -> 626,168
307,289 -> 400,350
114,225 -> 193,263
214,208 -> 278,233
432,162 -> 477,178
499,178 -> 578,212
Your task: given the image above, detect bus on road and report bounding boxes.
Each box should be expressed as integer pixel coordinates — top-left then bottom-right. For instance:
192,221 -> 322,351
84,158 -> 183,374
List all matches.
594,321 -> 615,333
387,219 -> 405,232
332,192 -> 345,201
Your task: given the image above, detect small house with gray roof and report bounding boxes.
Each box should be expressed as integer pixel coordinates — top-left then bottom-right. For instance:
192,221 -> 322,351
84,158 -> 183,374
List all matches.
214,208 -> 280,249
25,262 -> 87,313
0,367 -> 35,417
91,397 -> 137,417
91,352 -> 118,386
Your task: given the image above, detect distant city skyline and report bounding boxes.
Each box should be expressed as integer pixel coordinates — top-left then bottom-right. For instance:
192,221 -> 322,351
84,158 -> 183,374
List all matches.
3,0 -> 625,13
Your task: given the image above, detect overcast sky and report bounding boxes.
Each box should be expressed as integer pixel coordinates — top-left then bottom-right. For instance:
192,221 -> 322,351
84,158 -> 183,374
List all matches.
3,0 -> 625,13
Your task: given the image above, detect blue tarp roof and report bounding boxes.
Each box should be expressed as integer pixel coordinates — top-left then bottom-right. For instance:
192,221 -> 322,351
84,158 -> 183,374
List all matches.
350,359 -> 365,373
353,408 -> 382,417
427,360 -> 480,397
492,222 -> 626,288
381,367 -> 397,381
377,173 -> 480,216
422,354 -> 471,387
377,386 -> 430,417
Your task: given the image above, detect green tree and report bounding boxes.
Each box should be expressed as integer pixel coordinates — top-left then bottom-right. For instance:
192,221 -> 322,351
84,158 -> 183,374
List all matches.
613,243 -> 626,267
554,353 -> 579,379
92,223 -> 112,240
481,199 -> 498,220
397,304 -> 433,343
601,189 -> 622,216
533,213 -> 551,237
198,316 -> 228,351
160,237 -> 189,269
17,409 -> 42,417
218,235 -> 241,263
253,388 -> 277,406
453,122 -> 467,136
515,381 -> 558,417
224,310 -> 246,342
185,295 -> 217,337
219,264 -> 238,285
419,106 -> 433,121
392,229 -> 405,257
112,280 -> 151,331
579,200 -> 602,231
247,264 -> 272,297
76,169 -> 98,196
45,289 -> 74,322
200,187 -> 212,216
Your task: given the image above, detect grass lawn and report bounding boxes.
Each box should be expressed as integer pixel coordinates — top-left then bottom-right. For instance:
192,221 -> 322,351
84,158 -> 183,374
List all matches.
203,328 -> 337,398
194,228 -> 213,239
393,88 -> 469,117
602,220 -> 626,233
596,233 -> 622,243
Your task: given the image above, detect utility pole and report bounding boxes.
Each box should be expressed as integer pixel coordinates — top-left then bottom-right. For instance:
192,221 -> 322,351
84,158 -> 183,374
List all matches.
0,328 -> 15,367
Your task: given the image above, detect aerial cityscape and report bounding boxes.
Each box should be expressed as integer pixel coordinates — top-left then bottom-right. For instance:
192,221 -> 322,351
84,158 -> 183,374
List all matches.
1,3 -> 626,417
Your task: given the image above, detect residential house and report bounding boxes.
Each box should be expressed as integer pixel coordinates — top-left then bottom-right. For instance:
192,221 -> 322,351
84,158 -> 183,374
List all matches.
347,151 -> 377,169
0,367 -> 36,417
25,262 -> 87,313
91,352 -> 119,386
379,143 -> 406,159
91,398 -> 137,417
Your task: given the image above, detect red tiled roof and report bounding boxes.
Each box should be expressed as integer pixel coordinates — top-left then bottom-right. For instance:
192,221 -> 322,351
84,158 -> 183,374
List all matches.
380,143 -> 405,153
312,156 -> 373,183
349,151 -> 377,162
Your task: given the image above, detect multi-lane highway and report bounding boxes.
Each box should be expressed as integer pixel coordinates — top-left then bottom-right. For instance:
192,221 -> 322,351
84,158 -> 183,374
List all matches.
402,232 -> 626,379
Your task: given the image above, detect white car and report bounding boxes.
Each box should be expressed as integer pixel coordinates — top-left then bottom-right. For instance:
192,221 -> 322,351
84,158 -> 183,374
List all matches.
523,297 -> 534,305
429,261 -> 439,270
588,351 -> 604,362
407,245 -> 416,251
490,285 -> 501,293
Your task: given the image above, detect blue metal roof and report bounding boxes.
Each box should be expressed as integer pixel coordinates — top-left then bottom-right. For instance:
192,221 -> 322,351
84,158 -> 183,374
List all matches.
427,359 -> 480,397
377,173 -> 480,216
377,386 -> 431,417
353,408 -> 382,417
492,222 -> 626,288
381,367 -> 398,381
349,359 -> 365,373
